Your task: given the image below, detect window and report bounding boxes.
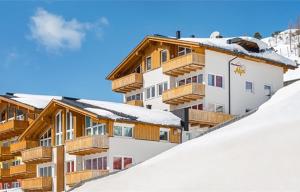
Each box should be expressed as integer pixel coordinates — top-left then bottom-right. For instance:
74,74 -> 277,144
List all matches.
198,74 -> 203,84
40,128 -> 51,147
160,50 -> 168,64
85,157 -> 107,170
207,103 -> 225,113
55,112 -> 63,146
12,160 -> 20,166
126,93 -> 143,102
157,82 -> 168,96
215,105 -> 224,113
85,116 -> 91,128
178,79 -> 185,86
190,104 -> 203,110
178,47 -> 192,56
186,77 -> 192,84
66,161 -> 75,173
208,74 -> 223,88
66,112 -> 74,140
113,157 -> 133,170
86,123 -> 106,136
12,182 -> 20,188
264,85 -> 272,96
39,166 -> 52,177
146,56 -> 152,71
2,162 -> 9,169
85,159 -> 92,170
246,81 -> 254,93
3,183 -> 9,189
135,65 -> 141,73
159,128 -> 169,141
145,86 -> 155,99
113,124 -> 133,137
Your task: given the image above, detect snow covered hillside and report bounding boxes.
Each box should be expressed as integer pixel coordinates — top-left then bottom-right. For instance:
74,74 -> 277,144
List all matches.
73,81 -> 300,192
262,29 -> 300,81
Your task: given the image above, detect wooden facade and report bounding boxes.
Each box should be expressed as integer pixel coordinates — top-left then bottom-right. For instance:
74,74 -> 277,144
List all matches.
66,170 -> 109,186
0,120 -> 29,140
22,146 -> 52,164
10,140 -> 39,155
189,109 -> 233,126
0,146 -> 13,161
22,177 -> 52,191
126,100 -> 144,107
162,83 -> 205,105
10,164 -> 36,178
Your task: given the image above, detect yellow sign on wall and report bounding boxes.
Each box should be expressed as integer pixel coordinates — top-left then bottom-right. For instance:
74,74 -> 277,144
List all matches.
234,65 -> 246,76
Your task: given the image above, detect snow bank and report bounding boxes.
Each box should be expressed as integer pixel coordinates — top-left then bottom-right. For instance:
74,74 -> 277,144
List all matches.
180,36 -> 296,67
73,81 -> 300,191
11,93 -> 62,109
78,99 -> 181,127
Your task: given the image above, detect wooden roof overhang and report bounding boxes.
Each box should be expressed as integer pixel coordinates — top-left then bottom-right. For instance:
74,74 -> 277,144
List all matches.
0,96 -> 40,113
106,36 -> 297,80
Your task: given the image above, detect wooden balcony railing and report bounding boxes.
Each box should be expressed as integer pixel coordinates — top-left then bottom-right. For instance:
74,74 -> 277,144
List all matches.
66,170 -> 109,186
163,53 -> 205,76
22,177 -> 52,191
66,135 -> 109,156
0,146 -> 13,161
10,164 -> 36,178
162,83 -> 205,105
0,168 -> 10,179
189,109 -> 233,126
0,120 -> 29,140
10,140 -> 39,155
126,100 -> 143,107
22,146 -> 52,164
112,73 -> 143,93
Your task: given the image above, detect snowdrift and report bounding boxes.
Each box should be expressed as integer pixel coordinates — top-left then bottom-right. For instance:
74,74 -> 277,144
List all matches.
73,81 -> 300,192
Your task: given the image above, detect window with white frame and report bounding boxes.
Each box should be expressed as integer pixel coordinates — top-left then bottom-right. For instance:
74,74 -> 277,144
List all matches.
177,74 -> 203,87
159,128 -> 169,141
160,50 -> 168,64
12,159 -> 20,166
264,85 -> 272,96
66,111 -> 74,140
39,166 -> 52,177
55,111 -> 63,146
208,74 -> 223,88
126,93 -> 143,102
246,81 -> 254,93
146,86 -> 156,99
113,124 -> 133,137
113,157 -> 133,170
12,182 -> 20,188
3,183 -> 9,189
85,157 -> 107,170
2,162 -> 9,169
40,128 -> 51,147
66,160 -> 75,173
190,103 -> 203,110
178,47 -> 192,56
207,103 -> 225,113
86,123 -> 106,136
146,56 -> 152,71
157,82 -> 168,96
215,104 -> 225,113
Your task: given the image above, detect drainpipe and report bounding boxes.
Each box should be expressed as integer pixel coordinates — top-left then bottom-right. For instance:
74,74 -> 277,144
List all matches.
228,56 -> 238,114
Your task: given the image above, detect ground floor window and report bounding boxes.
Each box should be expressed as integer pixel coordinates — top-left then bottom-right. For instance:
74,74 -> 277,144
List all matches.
159,128 -> 170,141
39,166 -> 52,177
66,161 -> 75,173
85,157 -> 107,170
12,160 -> 20,166
113,157 -> 133,170
113,124 -> 133,137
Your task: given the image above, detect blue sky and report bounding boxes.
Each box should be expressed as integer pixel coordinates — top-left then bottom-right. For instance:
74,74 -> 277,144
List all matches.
1,1 -> 299,102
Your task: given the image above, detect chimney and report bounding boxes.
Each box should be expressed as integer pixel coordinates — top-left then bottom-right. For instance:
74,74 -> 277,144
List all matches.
190,34 -> 195,38
176,31 -> 181,39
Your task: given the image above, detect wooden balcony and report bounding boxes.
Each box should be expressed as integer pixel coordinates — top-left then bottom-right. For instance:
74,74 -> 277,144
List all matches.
22,146 -> 52,164
22,177 -> 52,191
10,164 -> 36,178
162,83 -> 205,105
66,170 -> 109,186
0,146 -> 13,161
112,73 -> 143,93
126,100 -> 143,107
163,53 -> 205,76
10,140 -> 39,155
0,168 -> 11,181
189,109 -> 233,126
66,135 -> 109,156
0,120 -> 29,140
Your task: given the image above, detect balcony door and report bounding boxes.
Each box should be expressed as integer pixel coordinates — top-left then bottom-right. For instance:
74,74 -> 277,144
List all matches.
55,112 -> 63,146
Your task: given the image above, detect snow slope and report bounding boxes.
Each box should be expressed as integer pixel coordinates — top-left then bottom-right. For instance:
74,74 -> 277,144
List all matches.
73,81 -> 300,192
262,29 -> 300,81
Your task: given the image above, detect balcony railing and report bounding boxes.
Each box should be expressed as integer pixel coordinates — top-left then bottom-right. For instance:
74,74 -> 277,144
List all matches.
22,177 -> 52,191
0,168 -> 10,179
10,164 -> 36,178
189,109 -> 233,126
66,170 -> 109,186
0,146 -> 13,161
66,135 -> 109,156
163,53 -> 205,76
10,140 -> 39,155
0,119 -> 29,140
162,83 -> 205,105
126,100 -> 143,107
112,73 -> 143,93
22,146 -> 52,164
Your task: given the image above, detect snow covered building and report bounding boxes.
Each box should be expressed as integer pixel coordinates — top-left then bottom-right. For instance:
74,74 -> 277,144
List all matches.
107,31 -> 297,139
0,93 -> 59,190
5,94 -> 181,192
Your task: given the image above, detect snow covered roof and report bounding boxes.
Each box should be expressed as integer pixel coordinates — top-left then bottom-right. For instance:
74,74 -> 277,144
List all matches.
179,36 -> 297,67
3,93 -> 181,127
72,81 -> 300,191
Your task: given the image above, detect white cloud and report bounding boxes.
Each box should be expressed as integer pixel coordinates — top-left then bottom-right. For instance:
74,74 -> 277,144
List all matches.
29,8 -> 108,51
